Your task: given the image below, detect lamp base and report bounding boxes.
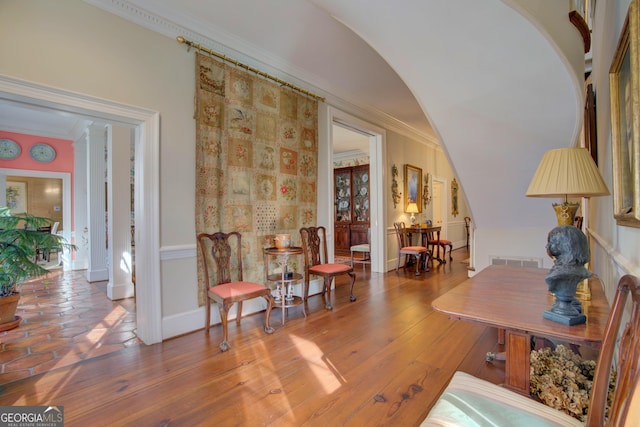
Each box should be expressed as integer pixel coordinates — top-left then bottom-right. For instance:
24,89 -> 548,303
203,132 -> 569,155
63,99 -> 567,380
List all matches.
410,214 -> 416,225
552,202 -> 579,226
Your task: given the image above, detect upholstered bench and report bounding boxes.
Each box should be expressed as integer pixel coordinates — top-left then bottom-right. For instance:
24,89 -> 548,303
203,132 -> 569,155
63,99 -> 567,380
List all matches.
421,274 -> 640,427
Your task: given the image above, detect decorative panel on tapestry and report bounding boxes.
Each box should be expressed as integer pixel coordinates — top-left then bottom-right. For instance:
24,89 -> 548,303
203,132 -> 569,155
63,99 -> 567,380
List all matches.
195,53 -> 318,305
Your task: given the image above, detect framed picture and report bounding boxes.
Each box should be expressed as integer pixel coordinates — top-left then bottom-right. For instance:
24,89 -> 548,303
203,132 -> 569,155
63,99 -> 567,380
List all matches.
610,0 -> 640,228
6,181 -> 27,214
451,178 -> 459,217
404,164 -> 422,212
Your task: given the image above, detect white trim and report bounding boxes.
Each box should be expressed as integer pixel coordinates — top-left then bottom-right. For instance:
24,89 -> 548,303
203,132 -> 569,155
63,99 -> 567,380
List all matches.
0,74 -> 162,344
160,244 -> 197,260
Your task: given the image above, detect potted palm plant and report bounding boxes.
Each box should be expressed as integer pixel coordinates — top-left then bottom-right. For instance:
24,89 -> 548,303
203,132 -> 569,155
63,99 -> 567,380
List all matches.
0,206 -> 72,331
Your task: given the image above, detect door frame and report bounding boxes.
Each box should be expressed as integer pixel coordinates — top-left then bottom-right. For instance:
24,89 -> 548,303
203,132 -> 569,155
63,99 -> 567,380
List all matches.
0,74 -> 162,344
432,176 -> 448,236
322,106 -> 386,273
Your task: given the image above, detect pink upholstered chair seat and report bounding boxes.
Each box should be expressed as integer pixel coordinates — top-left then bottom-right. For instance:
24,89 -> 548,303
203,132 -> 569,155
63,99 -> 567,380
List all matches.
404,245 -> 428,252
209,281 -> 268,299
426,230 -> 453,264
393,222 -> 429,275
309,263 -> 351,275
300,226 -> 356,310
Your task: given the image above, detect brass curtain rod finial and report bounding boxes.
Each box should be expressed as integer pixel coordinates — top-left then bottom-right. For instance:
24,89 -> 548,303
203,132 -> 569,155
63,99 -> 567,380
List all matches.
175,35 -> 325,102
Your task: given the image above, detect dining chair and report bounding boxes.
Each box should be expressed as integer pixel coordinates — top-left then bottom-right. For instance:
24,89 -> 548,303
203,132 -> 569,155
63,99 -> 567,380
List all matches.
34,224 -> 53,263
300,226 -> 356,310
197,231 -> 274,352
350,227 -> 370,272
426,227 -> 453,265
464,216 -> 471,249
44,222 -> 62,262
393,222 -> 429,275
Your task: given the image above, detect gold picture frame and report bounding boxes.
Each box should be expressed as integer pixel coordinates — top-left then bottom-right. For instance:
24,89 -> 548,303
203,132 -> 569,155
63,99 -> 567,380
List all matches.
404,164 -> 422,212
451,178 -> 459,217
610,0 -> 640,228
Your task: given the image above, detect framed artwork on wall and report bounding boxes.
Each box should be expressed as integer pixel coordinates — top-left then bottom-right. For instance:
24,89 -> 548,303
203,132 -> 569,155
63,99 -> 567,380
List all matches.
610,0 -> 640,228
404,164 -> 422,212
6,181 -> 27,214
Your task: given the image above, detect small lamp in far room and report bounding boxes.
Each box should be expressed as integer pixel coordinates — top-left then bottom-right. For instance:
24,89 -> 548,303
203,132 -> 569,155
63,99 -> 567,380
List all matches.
406,203 -> 419,225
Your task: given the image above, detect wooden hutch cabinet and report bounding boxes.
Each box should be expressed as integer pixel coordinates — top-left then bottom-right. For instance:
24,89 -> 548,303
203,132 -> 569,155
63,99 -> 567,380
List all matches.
334,165 -> 370,251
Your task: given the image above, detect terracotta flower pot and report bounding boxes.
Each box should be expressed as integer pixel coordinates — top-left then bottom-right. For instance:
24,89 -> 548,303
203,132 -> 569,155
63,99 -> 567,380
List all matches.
0,292 -> 21,331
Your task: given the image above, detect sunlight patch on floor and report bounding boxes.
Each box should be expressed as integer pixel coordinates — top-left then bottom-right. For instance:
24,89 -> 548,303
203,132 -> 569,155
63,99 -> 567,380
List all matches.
290,334 -> 343,394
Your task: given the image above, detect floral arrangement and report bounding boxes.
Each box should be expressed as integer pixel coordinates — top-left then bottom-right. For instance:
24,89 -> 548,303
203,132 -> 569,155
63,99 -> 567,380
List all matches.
530,344 -> 616,422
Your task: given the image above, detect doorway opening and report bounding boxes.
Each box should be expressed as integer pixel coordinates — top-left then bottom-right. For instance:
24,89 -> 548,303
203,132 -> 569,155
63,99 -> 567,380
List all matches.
0,169 -> 72,270
0,75 -> 161,344
327,107 -> 386,273
432,177 -> 447,236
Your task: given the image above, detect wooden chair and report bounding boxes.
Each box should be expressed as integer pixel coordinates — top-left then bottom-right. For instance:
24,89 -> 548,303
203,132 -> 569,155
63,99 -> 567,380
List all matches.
300,226 -> 356,310
350,227 -> 370,272
464,216 -> 471,249
421,274 -> 640,426
426,227 -> 453,264
393,222 -> 429,275
34,224 -> 52,262
197,231 -> 274,352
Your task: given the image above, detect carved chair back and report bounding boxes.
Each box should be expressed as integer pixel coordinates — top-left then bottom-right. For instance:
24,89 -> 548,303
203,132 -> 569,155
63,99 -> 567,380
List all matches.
588,274 -> 640,426
393,222 -> 411,249
198,231 -> 245,287
300,226 -> 328,268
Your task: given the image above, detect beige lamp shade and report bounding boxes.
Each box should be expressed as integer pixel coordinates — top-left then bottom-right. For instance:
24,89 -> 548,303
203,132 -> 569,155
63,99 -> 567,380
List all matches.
406,202 -> 419,225
526,147 -> 609,198
526,147 -> 609,225
406,203 -> 419,213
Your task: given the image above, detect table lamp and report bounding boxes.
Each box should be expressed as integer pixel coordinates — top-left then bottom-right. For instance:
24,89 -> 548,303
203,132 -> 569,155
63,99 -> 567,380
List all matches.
526,147 -> 609,225
526,147 -> 609,325
406,203 -> 419,225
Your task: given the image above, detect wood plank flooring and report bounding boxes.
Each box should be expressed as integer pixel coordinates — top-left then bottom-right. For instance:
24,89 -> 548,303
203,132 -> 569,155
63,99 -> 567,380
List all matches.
0,249 -> 506,426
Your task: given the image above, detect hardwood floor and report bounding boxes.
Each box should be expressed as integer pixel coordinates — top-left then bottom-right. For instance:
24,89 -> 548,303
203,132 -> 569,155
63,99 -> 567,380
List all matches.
0,249 -> 506,426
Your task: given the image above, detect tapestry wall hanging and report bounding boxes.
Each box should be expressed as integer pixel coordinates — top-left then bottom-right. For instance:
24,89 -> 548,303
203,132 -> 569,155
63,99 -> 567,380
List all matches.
194,53 -> 319,304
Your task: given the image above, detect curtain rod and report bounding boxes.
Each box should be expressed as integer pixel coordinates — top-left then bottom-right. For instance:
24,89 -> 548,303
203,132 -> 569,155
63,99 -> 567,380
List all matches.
176,36 -> 325,102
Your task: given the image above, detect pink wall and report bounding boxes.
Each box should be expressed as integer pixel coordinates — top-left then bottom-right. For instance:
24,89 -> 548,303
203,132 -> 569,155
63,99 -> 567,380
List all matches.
1,130 -> 74,228
0,131 -> 74,172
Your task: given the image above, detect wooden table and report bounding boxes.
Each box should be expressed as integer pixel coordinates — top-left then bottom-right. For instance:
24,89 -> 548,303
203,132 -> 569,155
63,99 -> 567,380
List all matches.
432,264 -> 610,395
263,246 -> 307,325
408,225 -> 443,263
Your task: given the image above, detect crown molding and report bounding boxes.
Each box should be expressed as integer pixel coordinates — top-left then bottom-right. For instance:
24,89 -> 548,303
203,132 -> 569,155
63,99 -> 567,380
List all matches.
84,0 -> 439,148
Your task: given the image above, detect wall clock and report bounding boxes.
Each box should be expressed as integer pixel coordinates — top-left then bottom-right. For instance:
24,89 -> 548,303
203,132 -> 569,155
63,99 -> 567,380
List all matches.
0,138 -> 21,160
29,143 -> 56,162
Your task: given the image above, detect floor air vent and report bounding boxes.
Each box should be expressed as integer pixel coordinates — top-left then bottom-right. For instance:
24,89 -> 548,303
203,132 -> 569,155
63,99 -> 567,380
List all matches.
490,256 -> 542,269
